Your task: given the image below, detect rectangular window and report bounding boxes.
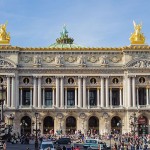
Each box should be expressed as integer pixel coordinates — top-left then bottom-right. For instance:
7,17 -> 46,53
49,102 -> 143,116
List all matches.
89,89 -> 97,106
67,89 -> 75,106
22,89 -> 30,106
112,88 -> 120,106
138,88 -> 146,105
45,89 -> 52,106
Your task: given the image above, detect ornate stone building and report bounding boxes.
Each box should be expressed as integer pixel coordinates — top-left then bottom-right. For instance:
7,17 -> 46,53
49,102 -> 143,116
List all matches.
0,22 -> 150,135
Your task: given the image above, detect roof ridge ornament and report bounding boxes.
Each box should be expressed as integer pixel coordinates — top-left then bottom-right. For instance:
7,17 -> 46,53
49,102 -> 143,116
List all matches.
0,22 -> 10,45
129,21 -> 145,45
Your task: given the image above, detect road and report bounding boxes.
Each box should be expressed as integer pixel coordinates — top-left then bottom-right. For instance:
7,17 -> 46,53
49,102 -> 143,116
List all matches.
6,143 -> 83,150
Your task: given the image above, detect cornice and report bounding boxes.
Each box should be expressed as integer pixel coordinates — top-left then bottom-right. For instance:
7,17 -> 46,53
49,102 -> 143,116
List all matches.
1,45 -> 150,51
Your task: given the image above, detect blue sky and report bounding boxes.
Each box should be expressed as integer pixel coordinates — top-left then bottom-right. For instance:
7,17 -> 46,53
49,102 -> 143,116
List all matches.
0,0 -> 149,47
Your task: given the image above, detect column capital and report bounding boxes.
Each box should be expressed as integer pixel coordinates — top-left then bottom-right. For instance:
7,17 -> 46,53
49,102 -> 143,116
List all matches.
19,87 -> 22,89
127,75 -> 136,78
78,76 -> 82,79
100,76 -> 105,79
105,76 -> 109,79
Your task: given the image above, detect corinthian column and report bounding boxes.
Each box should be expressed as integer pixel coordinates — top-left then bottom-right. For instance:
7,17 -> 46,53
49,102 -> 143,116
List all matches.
132,76 -> 136,107
7,76 -> 11,107
78,76 -> 82,108
56,77 -> 60,107
11,76 -> 15,108
105,77 -> 109,108
120,88 -> 122,106
127,76 -> 131,107
38,76 -> 42,108
100,77 -> 104,107
33,76 -> 37,107
75,87 -> 77,108
83,77 -> 86,108
146,87 -> 149,105
60,77 -> 64,108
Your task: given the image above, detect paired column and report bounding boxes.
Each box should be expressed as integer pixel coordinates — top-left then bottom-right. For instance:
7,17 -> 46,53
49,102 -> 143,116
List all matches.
105,77 -> 109,107
38,77 -> 42,108
136,87 -> 139,106
127,76 -> 131,107
33,76 -> 37,107
7,76 -> 11,107
110,88 -> 112,106
56,77 -> 60,107
132,77 -> 136,107
78,77 -> 82,108
100,77 -> 104,107
11,76 -> 15,108
60,77 -> 64,108
83,77 -> 86,108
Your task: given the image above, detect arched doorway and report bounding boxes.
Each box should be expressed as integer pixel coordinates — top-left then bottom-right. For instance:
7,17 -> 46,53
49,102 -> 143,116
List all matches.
138,116 -> 148,135
111,116 -> 122,134
43,116 -> 54,134
66,116 -> 76,134
20,116 -> 31,135
88,116 -> 99,134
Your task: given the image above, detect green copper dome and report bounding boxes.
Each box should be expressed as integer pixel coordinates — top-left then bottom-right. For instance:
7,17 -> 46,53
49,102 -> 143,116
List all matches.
49,25 -> 82,48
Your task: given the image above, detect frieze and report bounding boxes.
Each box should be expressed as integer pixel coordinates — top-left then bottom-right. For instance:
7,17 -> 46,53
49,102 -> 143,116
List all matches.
20,56 -> 32,63
43,56 -> 54,63
87,56 -> 98,63
110,55 -> 122,63
65,56 -> 77,63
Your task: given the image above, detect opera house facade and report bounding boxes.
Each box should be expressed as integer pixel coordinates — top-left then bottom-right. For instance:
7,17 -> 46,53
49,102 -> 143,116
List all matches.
0,22 -> 149,135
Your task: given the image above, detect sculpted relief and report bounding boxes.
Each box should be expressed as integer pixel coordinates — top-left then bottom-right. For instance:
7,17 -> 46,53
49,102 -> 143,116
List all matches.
127,59 -> 150,68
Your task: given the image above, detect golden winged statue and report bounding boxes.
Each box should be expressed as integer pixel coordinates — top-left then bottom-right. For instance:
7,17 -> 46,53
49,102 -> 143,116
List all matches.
0,22 -> 10,44
129,21 -> 145,44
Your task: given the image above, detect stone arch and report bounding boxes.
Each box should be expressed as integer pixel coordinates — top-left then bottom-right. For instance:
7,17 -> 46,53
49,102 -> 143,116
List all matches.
111,116 -> 122,134
66,116 -> 76,134
138,115 -> 148,135
43,116 -> 54,134
20,116 -> 31,135
88,116 -> 99,134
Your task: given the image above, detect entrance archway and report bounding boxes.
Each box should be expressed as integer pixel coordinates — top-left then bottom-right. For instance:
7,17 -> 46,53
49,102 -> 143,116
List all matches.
43,116 -> 54,134
88,116 -> 99,134
20,116 -> 31,135
138,116 -> 148,135
66,116 -> 76,134
111,116 -> 122,134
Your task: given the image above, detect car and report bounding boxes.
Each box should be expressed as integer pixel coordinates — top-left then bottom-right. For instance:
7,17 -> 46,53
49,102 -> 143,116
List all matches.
87,142 -> 110,150
55,138 -> 71,145
40,140 -> 55,150
83,139 -> 101,149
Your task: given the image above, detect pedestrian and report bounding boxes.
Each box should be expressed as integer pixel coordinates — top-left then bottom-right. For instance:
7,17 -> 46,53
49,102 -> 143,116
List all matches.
63,146 -> 66,150
3,142 -> 6,150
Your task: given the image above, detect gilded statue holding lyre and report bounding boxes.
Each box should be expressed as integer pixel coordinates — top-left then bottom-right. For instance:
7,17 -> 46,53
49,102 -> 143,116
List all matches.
129,21 -> 145,44
0,22 -> 10,44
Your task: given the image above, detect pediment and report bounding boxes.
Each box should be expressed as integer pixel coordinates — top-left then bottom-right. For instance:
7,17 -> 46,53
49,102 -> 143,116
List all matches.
126,58 -> 150,68
0,58 -> 17,68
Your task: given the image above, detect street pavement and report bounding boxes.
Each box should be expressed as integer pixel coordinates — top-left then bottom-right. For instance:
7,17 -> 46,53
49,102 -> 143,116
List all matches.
6,143 -> 83,150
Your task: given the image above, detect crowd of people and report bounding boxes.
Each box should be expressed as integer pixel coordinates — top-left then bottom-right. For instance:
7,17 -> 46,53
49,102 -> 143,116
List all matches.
5,130 -> 150,150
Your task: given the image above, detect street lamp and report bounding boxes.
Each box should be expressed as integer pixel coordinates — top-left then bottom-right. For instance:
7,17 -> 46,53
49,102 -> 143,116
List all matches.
20,120 -> 27,135
32,112 -> 41,150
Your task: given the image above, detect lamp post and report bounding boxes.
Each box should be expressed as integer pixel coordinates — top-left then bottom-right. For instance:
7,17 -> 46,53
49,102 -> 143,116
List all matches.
7,114 -> 14,137
32,112 -> 41,150
20,120 -> 27,136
